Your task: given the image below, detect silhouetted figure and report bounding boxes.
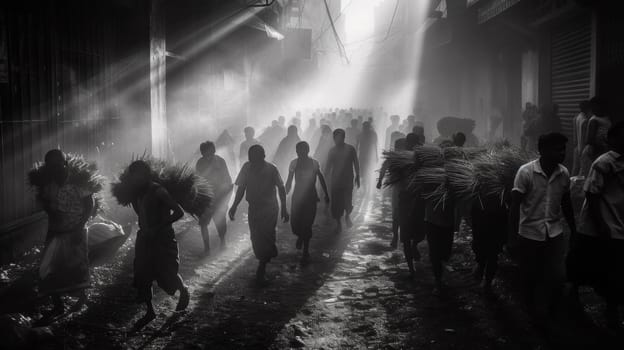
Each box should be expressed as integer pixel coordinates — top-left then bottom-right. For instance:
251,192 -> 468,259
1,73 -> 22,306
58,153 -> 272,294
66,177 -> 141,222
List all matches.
521,102 -> 538,151
196,141 -> 233,253
402,115 -> 417,134
345,119 -> 360,147
404,134 -> 427,276
314,125 -> 333,172
357,121 -> 378,189
273,125 -> 301,178
229,145 -> 289,284
239,127 -> 261,168
285,142 -> 330,264
34,150 -> 93,325
471,196 -> 508,296
259,120 -> 284,160
303,118 -> 317,143
377,136 -> 407,249
569,122 -> 624,330
571,101 -> 591,176
325,129 -> 360,233
580,97 -> 612,176
385,115 -> 401,149
216,130 -> 236,175
128,160 -> 190,329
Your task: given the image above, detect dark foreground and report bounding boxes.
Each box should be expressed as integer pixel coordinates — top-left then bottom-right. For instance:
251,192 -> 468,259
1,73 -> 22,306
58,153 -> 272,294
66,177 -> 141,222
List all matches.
1,190 -> 623,349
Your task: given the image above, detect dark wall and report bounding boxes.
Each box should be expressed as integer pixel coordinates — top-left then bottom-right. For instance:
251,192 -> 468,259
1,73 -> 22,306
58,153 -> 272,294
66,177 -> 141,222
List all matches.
0,0 -> 151,261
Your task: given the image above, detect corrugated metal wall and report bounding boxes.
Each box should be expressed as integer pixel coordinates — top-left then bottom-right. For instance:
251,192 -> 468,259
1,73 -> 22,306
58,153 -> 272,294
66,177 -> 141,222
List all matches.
550,15 -> 593,140
0,2 -> 117,227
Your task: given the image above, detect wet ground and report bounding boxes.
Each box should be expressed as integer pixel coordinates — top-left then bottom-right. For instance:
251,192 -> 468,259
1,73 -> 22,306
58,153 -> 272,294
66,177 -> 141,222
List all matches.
2,190 -> 623,349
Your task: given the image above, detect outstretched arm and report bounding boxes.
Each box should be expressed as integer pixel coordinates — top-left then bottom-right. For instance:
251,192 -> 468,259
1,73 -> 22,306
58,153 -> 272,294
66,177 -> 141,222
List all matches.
285,169 -> 295,195
277,183 -> 289,222
509,191 -> 524,240
229,185 -> 246,221
318,170 -> 330,202
353,149 -> 361,188
377,161 -> 388,189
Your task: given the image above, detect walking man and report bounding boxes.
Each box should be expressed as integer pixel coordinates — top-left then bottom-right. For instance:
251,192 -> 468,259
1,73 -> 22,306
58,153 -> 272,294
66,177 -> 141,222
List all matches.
196,141 -> 233,253
285,141 -> 330,264
510,133 -> 576,326
229,145 -> 289,284
325,129 -> 360,233
127,160 -> 190,329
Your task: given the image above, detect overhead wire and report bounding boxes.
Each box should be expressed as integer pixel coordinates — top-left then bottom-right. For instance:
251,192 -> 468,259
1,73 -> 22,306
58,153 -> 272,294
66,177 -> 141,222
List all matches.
322,0 -> 350,64
313,0 -> 354,44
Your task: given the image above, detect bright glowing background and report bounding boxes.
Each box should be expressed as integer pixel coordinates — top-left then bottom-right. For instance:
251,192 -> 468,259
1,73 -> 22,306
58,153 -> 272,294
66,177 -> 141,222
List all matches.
343,0 -> 385,44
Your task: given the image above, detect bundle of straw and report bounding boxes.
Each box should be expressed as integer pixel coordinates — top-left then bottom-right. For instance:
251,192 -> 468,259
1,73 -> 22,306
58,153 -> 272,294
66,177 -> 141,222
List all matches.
444,159 -> 478,203
28,153 -> 106,215
407,166 -> 446,195
111,156 -> 212,218
381,150 -> 419,186
412,146 -> 444,167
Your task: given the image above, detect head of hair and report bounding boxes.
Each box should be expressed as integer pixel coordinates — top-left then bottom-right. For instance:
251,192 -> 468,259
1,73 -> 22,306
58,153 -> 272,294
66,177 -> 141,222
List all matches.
412,125 -> 424,136
244,126 -> 255,135
405,133 -> 418,149
351,119 -> 358,127
296,141 -> 310,155
200,141 -> 215,155
333,128 -> 345,138
44,149 -> 65,165
288,125 -> 298,135
537,132 -> 568,153
390,114 -> 400,122
248,144 -> 265,163
453,132 -> 466,147
128,160 -> 151,177
394,138 -> 407,151
362,121 -> 371,130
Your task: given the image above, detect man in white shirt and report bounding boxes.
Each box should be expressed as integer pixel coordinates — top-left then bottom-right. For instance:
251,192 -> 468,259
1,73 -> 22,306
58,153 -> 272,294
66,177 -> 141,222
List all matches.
510,132 -> 576,324
568,122 -> 624,330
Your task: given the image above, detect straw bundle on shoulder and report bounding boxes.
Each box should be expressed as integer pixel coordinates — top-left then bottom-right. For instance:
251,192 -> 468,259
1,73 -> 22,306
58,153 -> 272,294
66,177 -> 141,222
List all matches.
111,155 -> 212,218
28,153 -> 106,215
412,146 -> 444,167
382,150 -> 417,186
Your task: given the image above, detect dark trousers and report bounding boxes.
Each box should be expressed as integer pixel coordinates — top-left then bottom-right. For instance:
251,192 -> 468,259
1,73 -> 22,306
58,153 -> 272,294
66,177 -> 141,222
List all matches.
517,235 -> 565,314
330,185 -> 354,219
426,222 -> 454,282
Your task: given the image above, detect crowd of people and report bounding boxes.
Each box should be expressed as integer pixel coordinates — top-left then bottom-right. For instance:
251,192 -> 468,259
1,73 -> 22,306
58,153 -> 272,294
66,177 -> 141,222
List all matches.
27,103 -> 624,334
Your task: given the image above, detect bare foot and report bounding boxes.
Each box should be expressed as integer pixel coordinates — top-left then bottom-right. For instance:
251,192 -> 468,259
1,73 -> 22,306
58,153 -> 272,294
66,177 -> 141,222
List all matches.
345,216 -> 353,228
132,311 -> 156,331
175,287 -> 190,311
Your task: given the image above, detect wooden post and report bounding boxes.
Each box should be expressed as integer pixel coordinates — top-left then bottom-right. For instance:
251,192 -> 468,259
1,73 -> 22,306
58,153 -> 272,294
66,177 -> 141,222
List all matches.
150,0 -> 167,159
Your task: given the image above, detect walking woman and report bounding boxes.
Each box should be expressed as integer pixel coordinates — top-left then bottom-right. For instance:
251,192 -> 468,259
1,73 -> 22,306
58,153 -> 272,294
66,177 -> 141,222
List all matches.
285,141 -> 330,264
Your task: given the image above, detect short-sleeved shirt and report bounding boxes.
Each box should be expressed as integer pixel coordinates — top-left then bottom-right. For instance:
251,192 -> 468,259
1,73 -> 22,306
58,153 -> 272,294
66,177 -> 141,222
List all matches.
196,155 -> 232,196
235,161 -> 283,207
513,159 -> 571,241
579,151 -> 624,240
289,158 -> 320,200
326,144 -> 358,188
